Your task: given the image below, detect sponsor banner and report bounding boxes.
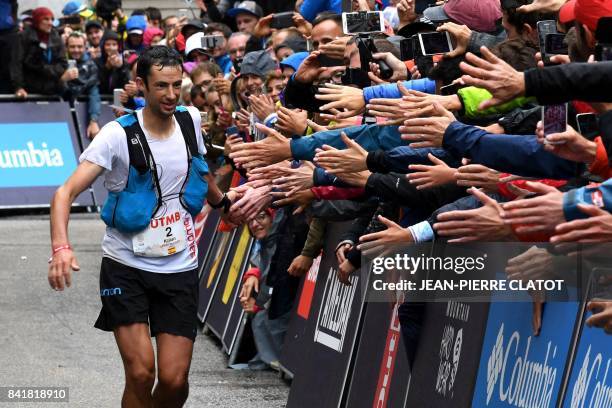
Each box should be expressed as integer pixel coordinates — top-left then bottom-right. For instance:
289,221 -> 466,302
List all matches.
344,301 -> 411,408
206,225 -> 252,341
195,205 -> 219,271
472,301 -> 580,408
197,229 -> 234,323
563,309 -> 612,408
405,301 -> 490,407
74,102 -> 117,206
286,221 -> 365,408
221,227 -> 255,354
0,102 -> 93,207
280,255 -> 322,377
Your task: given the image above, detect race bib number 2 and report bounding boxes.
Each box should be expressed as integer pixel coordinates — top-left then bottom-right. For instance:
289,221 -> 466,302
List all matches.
132,211 -> 188,257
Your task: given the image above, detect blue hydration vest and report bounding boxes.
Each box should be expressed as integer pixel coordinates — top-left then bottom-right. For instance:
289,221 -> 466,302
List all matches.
101,107 -> 209,233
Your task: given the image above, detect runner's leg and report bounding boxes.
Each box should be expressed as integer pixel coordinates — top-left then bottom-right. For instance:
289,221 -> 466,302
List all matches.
152,333 -> 194,408
114,323 -> 156,408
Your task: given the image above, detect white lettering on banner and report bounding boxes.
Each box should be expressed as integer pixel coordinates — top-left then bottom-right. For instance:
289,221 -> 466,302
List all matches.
434,301 -> 470,398
184,215 -> 196,259
486,324 -> 557,407
313,267 -> 358,353
0,142 -> 64,168
570,346 -> 612,408
375,303 -> 402,408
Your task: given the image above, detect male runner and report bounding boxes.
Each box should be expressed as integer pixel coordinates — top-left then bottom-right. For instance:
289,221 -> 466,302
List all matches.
48,46 -> 236,408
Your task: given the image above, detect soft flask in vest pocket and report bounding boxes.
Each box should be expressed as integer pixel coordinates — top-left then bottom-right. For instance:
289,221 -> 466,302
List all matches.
180,155 -> 209,217
101,166 -> 160,233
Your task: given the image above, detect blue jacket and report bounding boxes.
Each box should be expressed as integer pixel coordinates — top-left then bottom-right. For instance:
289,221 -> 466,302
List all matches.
442,121 -> 580,179
563,180 -> 612,221
215,53 -> 233,75
290,124 -> 404,161
299,0 -> 342,22
363,79 -> 436,103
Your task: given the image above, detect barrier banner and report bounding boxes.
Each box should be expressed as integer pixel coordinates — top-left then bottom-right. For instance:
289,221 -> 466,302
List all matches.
221,227 -> 255,354
194,205 -> 220,271
286,221 -> 365,408
405,301 -> 490,408
197,229 -> 235,323
279,255 -> 322,377
0,102 -> 93,208
471,300 -> 580,408
74,102 -> 117,206
561,269 -> 612,408
344,301 -> 411,408
205,225 -> 252,341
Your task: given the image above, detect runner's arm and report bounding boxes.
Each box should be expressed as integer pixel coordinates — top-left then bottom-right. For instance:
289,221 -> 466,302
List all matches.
50,160 -> 105,250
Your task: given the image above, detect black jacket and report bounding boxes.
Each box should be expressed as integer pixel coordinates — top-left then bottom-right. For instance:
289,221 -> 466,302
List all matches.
524,62 -> 612,105
284,75 -> 324,112
11,26 -> 67,94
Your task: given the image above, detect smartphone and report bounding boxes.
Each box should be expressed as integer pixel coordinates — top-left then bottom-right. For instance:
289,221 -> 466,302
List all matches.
225,125 -> 239,136
67,59 -> 77,70
537,20 -> 558,57
542,104 -> 567,141
576,113 -> 600,140
60,15 -> 81,25
318,53 -> 344,67
440,82 -> 461,96
400,37 -> 415,61
201,35 -> 224,50
199,111 -> 209,123
595,43 -> 612,61
418,31 -> 453,56
342,11 -> 384,35
113,88 -> 123,107
544,33 -> 568,57
270,12 -> 294,29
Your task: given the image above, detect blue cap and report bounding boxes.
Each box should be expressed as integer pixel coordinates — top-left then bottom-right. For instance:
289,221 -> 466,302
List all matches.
279,52 -> 309,72
126,15 -> 147,34
62,0 -> 85,16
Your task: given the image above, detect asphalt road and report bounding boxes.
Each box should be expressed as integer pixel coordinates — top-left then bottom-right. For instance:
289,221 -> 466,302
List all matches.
0,214 -> 289,407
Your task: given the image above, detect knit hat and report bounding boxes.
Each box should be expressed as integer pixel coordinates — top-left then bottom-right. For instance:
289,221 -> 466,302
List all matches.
32,7 -> 54,26
144,27 -> 164,47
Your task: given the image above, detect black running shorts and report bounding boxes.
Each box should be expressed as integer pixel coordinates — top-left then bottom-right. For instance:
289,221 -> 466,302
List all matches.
94,257 -> 199,341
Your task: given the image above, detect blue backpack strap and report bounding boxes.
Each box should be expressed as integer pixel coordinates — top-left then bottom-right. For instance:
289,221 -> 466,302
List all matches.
116,112 -> 162,203
174,106 -> 199,157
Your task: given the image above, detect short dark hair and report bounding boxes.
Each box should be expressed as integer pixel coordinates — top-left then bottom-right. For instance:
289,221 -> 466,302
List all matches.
312,11 -> 342,27
206,22 -> 233,39
137,46 -> 184,86
491,38 -> 538,71
145,7 -> 162,22
503,0 -> 555,34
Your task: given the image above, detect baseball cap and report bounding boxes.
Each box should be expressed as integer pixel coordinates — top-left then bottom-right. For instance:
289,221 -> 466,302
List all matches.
126,15 -> 146,35
85,19 -> 103,32
181,19 -> 206,36
185,32 -> 210,57
559,0 -> 612,32
62,0 -> 86,16
279,51 -> 308,71
240,50 -> 277,78
424,0 -> 502,33
274,36 -> 308,53
227,1 -> 263,18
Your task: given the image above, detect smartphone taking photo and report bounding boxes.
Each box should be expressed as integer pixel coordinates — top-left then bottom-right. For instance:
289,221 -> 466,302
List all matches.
576,113 -> 600,140
418,31 -> 453,56
201,35 -> 224,50
536,20 -> 558,65
542,104 -> 567,143
271,12 -> 294,29
342,11 -> 384,35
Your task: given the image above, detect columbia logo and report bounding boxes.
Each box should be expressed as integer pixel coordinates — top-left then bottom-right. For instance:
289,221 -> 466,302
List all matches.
0,142 -> 64,169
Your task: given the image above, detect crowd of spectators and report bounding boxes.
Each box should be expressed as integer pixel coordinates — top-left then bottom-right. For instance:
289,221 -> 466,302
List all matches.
3,0 -> 612,370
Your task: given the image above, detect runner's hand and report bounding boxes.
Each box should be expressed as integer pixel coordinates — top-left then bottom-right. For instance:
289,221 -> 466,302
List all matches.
48,248 -> 80,290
